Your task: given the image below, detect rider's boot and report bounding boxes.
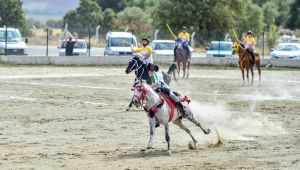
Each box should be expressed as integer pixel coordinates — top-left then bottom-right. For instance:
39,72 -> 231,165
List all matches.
176,101 -> 189,118
169,92 -> 188,118
251,53 -> 256,66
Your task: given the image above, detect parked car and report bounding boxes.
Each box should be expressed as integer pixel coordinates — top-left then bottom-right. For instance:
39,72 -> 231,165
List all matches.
0,28 -> 28,55
206,41 -> 233,57
270,43 -> 300,59
104,31 -> 137,55
150,40 -> 175,57
58,39 -> 88,56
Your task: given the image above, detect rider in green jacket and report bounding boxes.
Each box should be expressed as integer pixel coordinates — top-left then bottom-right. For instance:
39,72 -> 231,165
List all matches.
147,63 -> 189,118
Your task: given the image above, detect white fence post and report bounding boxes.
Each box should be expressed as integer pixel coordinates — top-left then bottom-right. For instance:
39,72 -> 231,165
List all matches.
96,25 -> 101,45
191,32 -> 196,47
154,29 -> 159,40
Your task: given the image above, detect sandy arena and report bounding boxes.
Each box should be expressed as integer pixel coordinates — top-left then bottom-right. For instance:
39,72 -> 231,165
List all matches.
0,65 -> 299,170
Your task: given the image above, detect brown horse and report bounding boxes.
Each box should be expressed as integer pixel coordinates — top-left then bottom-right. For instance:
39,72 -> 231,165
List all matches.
232,42 -> 261,84
175,39 -> 190,79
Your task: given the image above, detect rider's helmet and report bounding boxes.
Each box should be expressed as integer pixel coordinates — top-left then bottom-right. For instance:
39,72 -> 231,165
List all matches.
182,26 -> 187,30
142,37 -> 150,46
147,63 -> 155,71
247,30 -> 253,35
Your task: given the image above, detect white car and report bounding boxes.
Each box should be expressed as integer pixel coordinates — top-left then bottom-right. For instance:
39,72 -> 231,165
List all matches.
0,28 -> 28,55
104,32 -> 137,55
271,43 -> 300,59
58,39 -> 88,56
150,40 -> 175,57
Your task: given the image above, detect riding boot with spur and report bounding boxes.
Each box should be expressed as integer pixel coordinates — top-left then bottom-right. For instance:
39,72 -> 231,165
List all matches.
176,101 -> 189,118
169,92 -> 188,118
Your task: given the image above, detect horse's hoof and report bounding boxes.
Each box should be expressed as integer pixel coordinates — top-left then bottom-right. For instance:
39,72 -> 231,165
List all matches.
167,150 -> 172,155
126,107 -> 130,111
188,141 -> 197,150
146,145 -> 153,149
141,148 -> 146,152
204,128 -> 211,134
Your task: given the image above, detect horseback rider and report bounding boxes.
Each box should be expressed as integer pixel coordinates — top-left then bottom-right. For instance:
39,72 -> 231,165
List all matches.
147,63 -> 189,118
131,38 -> 153,65
174,26 -> 191,62
240,30 -> 256,65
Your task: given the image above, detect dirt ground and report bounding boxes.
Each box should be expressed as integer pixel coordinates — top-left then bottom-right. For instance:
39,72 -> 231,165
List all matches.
0,65 -> 299,170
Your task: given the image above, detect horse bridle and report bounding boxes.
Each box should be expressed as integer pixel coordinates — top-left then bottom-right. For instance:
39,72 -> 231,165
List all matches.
132,83 -> 147,107
129,58 -> 144,79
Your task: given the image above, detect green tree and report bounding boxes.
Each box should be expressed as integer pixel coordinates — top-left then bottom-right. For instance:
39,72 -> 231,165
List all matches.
63,10 -> 83,32
275,0 -> 293,26
103,8 -> 116,31
116,6 -> 152,34
286,0 -> 300,29
266,24 -> 278,48
96,0 -> 123,12
262,1 -> 278,30
77,0 -> 103,29
251,0 -> 269,7
0,0 -> 26,30
153,0 -> 261,41
63,0 -> 103,34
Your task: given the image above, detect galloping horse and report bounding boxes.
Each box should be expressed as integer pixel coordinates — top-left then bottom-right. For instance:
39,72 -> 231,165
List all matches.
131,79 -> 211,155
125,56 -> 171,111
175,39 -> 190,79
232,42 -> 261,84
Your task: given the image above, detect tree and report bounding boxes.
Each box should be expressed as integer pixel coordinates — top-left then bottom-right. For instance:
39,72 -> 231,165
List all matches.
77,0 -> 103,29
262,1 -> 278,30
153,0 -> 261,41
251,0 -> 270,7
103,8 -> 116,31
286,0 -> 300,29
63,10 -> 83,32
116,6 -> 152,34
0,0 -> 26,29
63,0 -> 103,34
96,0 -> 124,12
275,0 -> 293,26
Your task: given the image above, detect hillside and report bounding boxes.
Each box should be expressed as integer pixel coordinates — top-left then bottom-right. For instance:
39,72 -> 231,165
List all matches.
23,0 -> 79,20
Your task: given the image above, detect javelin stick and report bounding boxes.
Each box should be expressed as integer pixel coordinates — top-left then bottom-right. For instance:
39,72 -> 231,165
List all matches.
121,40 -> 134,46
231,29 -> 240,42
166,24 -> 177,40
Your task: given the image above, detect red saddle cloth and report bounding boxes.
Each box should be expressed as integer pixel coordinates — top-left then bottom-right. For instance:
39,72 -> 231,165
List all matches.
146,93 -> 191,122
159,93 -> 176,122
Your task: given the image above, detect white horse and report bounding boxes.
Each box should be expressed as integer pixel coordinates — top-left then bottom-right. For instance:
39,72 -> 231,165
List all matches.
131,79 -> 211,155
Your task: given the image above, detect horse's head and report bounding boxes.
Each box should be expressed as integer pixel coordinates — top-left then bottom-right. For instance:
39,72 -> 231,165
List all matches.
131,79 -> 149,108
232,42 -> 240,54
125,56 -> 143,74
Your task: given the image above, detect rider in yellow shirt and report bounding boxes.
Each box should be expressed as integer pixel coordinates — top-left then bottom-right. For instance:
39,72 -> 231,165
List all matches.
240,30 -> 256,65
174,26 -> 191,61
131,38 -> 153,65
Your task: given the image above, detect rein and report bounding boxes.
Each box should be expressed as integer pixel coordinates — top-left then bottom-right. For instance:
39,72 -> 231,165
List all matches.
129,58 -> 145,79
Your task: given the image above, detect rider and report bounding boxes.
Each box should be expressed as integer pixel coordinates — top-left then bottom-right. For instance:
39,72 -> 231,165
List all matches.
240,30 -> 256,65
131,38 -> 153,65
147,63 -> 189,118
174,26 -> 191,62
